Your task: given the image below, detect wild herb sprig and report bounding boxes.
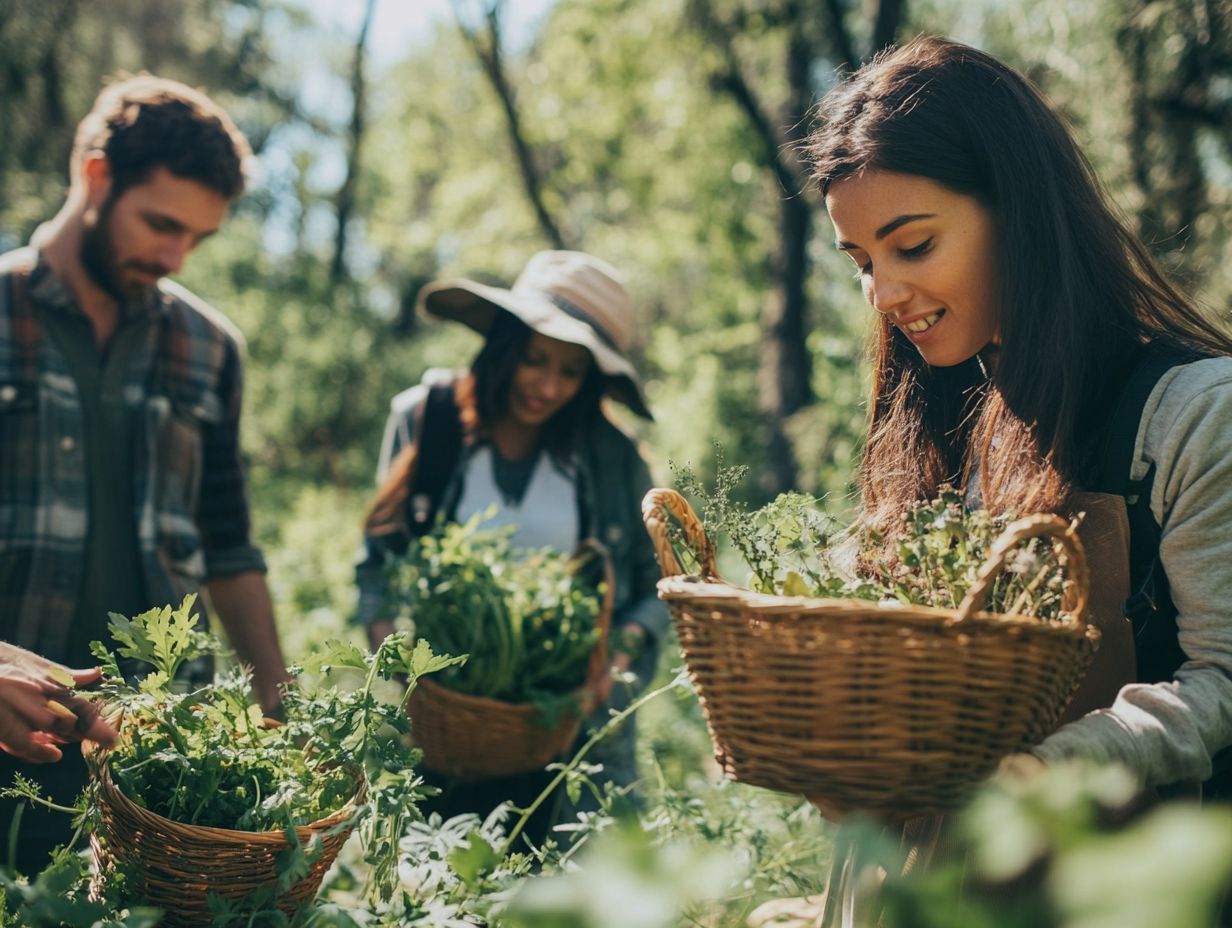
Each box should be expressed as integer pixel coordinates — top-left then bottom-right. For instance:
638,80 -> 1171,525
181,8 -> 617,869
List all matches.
670,452 -> 846,595
866,485 -> 1069,619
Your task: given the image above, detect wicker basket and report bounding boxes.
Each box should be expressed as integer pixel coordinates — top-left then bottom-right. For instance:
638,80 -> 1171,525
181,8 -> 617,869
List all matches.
406,540 -> 614,780
642,488 -> 1101,822
83,740 -> 362,927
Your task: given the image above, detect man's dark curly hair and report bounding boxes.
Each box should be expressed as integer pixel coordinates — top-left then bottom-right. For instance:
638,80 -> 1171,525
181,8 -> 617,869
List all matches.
71,74 -> 252,200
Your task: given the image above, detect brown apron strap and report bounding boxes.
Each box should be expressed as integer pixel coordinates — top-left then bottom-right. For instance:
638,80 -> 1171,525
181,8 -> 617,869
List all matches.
1056,491 -> 1136,724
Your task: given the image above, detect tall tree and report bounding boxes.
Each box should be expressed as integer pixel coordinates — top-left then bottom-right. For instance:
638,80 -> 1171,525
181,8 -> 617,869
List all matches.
1119,0 -> 1232,281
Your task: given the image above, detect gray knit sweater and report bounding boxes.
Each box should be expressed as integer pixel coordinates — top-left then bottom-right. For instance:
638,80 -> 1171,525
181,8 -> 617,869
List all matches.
1033,356 -> 1232,786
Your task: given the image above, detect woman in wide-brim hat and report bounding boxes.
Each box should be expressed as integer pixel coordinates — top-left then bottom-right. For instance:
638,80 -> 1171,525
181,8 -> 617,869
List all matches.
354,250 -> 668,846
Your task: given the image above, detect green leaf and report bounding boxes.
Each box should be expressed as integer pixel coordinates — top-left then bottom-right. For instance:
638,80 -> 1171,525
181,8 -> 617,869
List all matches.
106,595 -> 213,681
782,571 -> 811,597
301,639 -> 370,674
406,638 -> 467,679
447,829 -> 502,888
137,671 -> 170,697
1051,805 -> 1232,928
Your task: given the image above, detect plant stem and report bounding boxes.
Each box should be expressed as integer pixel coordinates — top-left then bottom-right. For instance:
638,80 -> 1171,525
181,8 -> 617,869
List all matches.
500,671 -> 688,856
1007,563 -> 1051,617
10,791 -> 82,817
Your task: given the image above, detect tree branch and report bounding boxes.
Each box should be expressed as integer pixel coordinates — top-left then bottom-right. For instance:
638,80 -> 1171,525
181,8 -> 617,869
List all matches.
819,0 -> 856,73
454,0 -> 568,249
688,0 -> 809,197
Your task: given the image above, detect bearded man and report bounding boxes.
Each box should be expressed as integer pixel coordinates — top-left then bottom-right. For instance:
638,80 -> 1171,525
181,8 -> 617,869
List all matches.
0,75 -> 290,872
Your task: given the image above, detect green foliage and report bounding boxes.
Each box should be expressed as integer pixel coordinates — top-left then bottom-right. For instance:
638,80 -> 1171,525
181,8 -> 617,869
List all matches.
869,487 -> 1070,619
387,514 -> 604,706
84,597 -> 467,908
671,449 -> 840,592
502,822 -> 749,928
872,761 -> 1232,928
675,465 -> 1076,621
0,848 -> 160,928
90,599 -> 355,832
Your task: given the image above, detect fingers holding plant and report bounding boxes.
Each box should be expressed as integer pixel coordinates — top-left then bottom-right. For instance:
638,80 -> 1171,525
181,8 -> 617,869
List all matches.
0,644 -> 116,762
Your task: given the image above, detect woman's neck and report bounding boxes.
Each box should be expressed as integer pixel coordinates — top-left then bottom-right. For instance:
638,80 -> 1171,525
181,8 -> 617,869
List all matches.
488,416 -> 542,461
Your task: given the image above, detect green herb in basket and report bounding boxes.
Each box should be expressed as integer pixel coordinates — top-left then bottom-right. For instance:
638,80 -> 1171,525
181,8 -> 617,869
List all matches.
31,595 -> 466,905
673,460 -> 1075,622
385,513 -> 605,705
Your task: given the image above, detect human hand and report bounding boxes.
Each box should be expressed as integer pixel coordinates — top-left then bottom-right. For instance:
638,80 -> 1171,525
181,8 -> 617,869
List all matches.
584,624 -> 645,712
996,752 -> 1047,783
0,644 -> 117,763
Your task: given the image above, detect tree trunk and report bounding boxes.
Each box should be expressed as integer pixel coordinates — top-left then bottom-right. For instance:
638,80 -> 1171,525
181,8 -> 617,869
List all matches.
332,0 -> 377,285
757,28 -> 817,494
871,0 -> 906,56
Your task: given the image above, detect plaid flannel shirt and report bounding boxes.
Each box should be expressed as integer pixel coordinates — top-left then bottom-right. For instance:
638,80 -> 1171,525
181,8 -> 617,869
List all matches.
0,247 -> 265,662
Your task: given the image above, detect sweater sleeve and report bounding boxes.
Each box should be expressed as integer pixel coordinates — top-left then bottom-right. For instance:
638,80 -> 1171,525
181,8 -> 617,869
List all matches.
1034,358 -> 1232,786
199,335 -> 267,578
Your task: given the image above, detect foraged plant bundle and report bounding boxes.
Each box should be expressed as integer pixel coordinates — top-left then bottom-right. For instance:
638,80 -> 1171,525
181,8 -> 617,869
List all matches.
674,460 -> 1075,623
71,596 -> 464,900
386,513 -> 605,704
862,485 -> 1070,620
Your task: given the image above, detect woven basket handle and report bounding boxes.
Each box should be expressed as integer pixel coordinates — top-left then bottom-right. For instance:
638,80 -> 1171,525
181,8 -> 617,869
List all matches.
955,513 -> 1090,626
641,488 -> 720,580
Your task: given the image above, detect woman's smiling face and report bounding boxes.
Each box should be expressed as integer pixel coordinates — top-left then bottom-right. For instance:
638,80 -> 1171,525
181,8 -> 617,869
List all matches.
825,169 -> 1002,368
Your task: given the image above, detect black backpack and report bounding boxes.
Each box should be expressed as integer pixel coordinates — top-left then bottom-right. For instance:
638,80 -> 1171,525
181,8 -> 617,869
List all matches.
404,383 -> 465,539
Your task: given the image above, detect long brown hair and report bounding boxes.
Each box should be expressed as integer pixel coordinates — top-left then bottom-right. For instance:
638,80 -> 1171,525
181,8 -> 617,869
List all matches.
364,312 -> 604,534
808,36 -> 1232,528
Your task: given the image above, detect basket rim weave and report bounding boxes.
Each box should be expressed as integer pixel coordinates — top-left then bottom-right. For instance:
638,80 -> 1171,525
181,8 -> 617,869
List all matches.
644,487 -> 1100,640
412,672 -> 593,716
655,575 -> 1100,643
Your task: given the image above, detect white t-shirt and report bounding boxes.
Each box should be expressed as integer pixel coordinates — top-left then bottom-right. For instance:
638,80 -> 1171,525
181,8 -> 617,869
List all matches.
453,445 -> 580,553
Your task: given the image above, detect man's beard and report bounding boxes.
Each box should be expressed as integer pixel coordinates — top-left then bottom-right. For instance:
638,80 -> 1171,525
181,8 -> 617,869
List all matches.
80,198 -> 163,303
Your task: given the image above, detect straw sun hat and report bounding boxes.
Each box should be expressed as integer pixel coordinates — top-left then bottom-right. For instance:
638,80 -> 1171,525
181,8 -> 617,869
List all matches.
417,250 -> 653,420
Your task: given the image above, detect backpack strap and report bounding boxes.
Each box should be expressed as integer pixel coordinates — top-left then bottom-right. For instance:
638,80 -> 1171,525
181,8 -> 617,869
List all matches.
404,381 -> 464,538
1095,345 -> 1199,684
1095,346 -> 1193,496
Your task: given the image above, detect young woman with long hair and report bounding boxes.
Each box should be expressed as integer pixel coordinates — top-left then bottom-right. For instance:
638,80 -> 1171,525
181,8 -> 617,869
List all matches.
809,36 -> 1232,795
354,250 -> 666,844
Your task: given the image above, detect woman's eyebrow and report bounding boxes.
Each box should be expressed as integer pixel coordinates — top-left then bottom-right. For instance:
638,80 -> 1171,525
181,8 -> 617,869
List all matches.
837,213 -> 937,249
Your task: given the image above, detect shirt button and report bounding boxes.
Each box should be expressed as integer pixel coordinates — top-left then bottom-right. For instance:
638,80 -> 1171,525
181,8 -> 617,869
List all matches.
0,386 -> 15,403
59,436 -> 75,452
606,525 -> 624,544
